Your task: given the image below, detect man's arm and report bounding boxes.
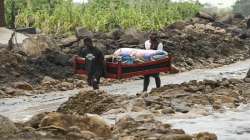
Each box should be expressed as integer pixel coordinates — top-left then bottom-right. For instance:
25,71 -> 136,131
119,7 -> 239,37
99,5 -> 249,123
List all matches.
157,43 -> 163,51
145,40 -> 151,50
79,48 -> 86,58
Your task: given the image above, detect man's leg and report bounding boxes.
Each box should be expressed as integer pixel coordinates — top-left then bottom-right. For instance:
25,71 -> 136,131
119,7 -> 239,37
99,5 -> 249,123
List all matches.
87,74 -> 92,86
92,73 -> 101,90
143,75 -> 150,92
153,73 -> 161,88
92,78 -> 99,90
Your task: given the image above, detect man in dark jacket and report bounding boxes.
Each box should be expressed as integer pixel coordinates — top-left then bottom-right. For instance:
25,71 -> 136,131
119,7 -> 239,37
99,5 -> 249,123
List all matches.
79,37 -> 106,90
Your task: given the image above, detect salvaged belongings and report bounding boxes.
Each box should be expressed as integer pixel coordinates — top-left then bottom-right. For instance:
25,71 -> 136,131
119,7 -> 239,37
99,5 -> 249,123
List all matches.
113,48 -> 168,64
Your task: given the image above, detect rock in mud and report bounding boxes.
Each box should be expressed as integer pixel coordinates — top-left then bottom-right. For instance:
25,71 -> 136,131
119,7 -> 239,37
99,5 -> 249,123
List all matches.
25,112 -> 49,129
0,115 -> 18,137
0,48 -> 74,91
3,113 -> 111,140
75,27 -> 93,39
26,49 -> 73,80
22,35 -> 56,57
114,116 -> 138,132
3,87 -> 16,95
57,90 -> 128,115
194,132 -> 217,140
161,108 -> 175,114
59,35 -> 78,47
0,90 -> 6,96
110,27 -> 125,40
173,105 -> 190,113
113,115 -> 191,140
170,98 -> 190,113
196,11 -> 215,21
160,134 -> 192,140
12,81 -> 33,90
148,78 -> 250,113
41,76 -> 58,85
245,68 -> 250,78
244,78 -> 250,83
39,112 -> 112,138
119,34 -> 140,45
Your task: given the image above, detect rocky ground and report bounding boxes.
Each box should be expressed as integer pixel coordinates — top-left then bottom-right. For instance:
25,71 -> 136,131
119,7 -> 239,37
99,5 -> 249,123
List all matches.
65,12 -> 250,71
1,12 -> 250,98
3,77 -> 250,140
0,111 -> 217,140
58,78 -> 250,117
2,11 -> 250,140
1,12 -> 250,97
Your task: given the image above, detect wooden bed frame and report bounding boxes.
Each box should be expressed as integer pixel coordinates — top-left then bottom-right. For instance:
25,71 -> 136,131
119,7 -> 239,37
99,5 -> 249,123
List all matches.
73,56 -> 173,79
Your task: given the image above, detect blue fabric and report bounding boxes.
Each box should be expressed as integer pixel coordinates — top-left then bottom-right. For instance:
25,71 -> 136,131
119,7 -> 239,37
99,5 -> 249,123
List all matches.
121,55 -> 134,64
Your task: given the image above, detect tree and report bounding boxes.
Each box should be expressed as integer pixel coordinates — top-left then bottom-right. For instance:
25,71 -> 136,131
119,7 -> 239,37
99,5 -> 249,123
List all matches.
233,0 -> 250,17
0,0 -> 5,26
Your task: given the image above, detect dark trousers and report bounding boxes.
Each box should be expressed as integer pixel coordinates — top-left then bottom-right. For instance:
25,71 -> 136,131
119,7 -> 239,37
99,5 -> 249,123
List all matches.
143,73 -> 161,92
87,72 -> 101,90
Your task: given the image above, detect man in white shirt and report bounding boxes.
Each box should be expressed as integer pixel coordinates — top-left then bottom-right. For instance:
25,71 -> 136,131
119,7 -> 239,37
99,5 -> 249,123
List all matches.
145,38 -> 163,51
143,32 -> 162,92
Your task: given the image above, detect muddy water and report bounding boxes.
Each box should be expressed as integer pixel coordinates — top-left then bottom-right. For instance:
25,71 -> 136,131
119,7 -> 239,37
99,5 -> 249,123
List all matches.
0,59 -> 250,138
0,90 -> 79,122
164,104 -> 250,140
102,105 -> 250,140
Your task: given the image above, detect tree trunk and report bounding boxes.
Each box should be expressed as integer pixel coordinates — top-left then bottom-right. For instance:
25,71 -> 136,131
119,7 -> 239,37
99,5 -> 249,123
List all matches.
0,0 -> 5,27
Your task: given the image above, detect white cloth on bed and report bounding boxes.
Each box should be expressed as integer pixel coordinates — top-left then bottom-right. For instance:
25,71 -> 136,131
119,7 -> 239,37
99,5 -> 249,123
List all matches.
114,48 -> 168,62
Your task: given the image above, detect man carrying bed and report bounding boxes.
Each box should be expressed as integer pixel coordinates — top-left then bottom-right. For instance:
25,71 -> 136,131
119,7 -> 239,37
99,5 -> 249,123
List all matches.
79,37 -> 106,90
143,32 -> 163,92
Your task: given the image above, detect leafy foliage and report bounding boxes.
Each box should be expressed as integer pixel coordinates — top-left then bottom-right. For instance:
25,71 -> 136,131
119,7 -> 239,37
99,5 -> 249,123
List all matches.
5,0 -> 201,35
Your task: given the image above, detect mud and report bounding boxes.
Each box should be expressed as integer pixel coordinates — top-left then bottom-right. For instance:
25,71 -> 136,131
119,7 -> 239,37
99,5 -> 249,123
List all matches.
68,13 -> 250,72
1,12 -> 250,140
0,48 -> 72,84
58,90 -> 129,115
55,66 -> 250,140
3,76 -> 248,139
59,78 -> 250,117
1,12 -> 250,97
1,58 -> 250,139
0,112 -> 217,140
1,58 -> 250,122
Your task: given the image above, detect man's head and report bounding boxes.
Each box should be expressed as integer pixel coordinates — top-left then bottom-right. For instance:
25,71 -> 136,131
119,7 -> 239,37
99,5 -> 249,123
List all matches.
149,32 -> 158,41
84,37 -> 93,48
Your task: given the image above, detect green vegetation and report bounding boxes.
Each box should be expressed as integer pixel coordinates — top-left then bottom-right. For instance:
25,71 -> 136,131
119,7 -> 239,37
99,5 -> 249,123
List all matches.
233,0 -> 250,17
5,0 -> 201,35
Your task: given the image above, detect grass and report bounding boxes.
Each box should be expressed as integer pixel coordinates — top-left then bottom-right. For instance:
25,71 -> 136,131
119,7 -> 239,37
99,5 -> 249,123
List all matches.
5,0 -> 202,35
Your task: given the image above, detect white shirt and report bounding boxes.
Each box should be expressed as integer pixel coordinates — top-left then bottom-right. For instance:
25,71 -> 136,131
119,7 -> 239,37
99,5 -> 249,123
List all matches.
145,40 -> 163,51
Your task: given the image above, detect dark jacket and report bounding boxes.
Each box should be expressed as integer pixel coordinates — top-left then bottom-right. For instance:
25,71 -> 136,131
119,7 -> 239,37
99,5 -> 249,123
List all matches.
79,47 -> 105,76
